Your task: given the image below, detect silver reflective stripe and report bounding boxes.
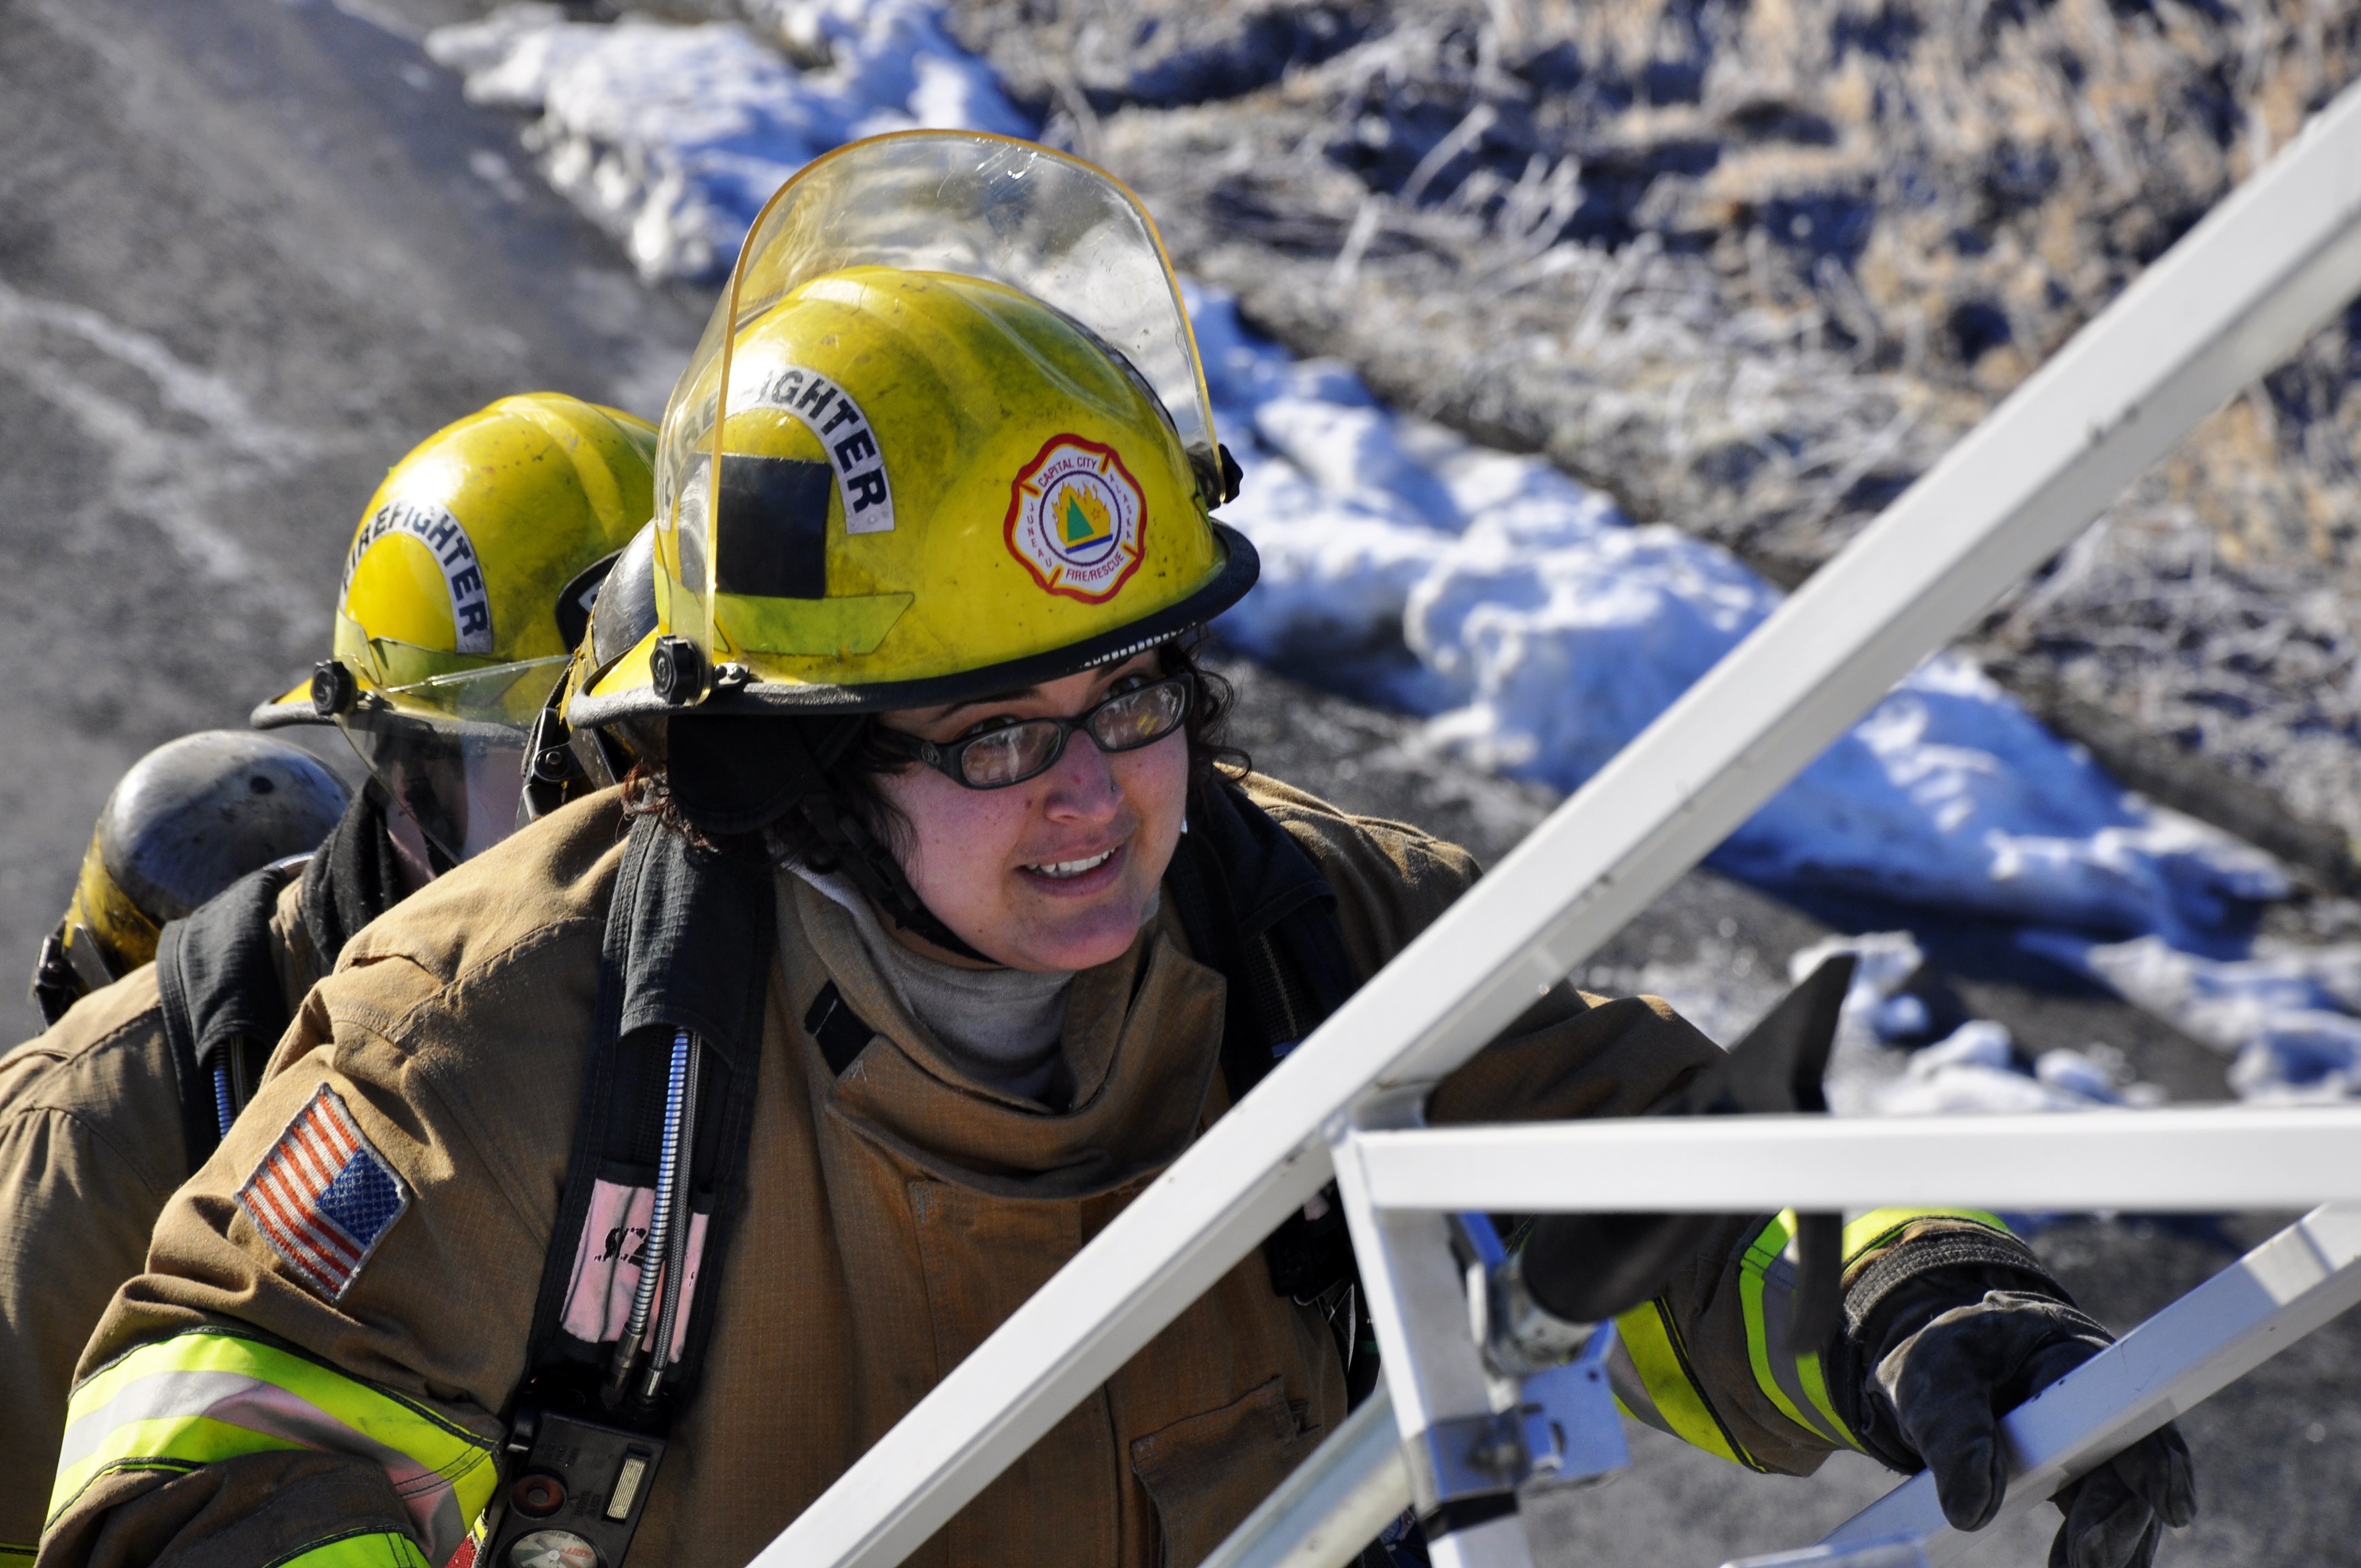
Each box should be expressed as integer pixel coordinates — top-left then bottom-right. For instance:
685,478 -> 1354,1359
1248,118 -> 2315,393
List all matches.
56,1363 -> 475,1560
1748,1248 -> 1853,1447
54,1369 -> 259,1474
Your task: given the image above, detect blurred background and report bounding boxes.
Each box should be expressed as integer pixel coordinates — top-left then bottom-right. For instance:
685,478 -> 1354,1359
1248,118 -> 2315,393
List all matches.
5,0 -> 2359,1560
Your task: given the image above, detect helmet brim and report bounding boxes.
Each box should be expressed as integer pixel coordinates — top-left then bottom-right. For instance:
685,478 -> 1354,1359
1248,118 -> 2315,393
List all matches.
569,521 -> 1259,730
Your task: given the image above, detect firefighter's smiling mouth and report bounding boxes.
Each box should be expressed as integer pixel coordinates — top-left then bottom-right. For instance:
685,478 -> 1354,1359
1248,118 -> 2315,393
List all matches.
1022,847 -> 1116,879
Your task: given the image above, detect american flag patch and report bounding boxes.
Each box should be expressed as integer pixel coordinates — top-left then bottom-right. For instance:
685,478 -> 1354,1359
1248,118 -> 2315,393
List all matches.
237,1085 -> 411,1302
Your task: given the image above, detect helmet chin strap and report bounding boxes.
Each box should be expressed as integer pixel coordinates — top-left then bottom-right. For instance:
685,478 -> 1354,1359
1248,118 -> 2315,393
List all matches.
776,723 -> 998,968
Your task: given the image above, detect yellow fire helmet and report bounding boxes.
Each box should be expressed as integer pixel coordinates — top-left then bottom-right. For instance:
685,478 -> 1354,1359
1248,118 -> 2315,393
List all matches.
253,392 -> 656,865
31,732 -> 351,1026
564,131 -> 1256,734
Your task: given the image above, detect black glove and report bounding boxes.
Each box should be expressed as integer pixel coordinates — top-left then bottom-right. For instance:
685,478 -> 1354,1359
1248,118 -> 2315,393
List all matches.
1878,1291 -> 2196,1568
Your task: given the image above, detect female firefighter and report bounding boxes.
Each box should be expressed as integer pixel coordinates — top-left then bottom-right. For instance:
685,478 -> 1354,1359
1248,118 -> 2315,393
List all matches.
40,136 -> 2189,1568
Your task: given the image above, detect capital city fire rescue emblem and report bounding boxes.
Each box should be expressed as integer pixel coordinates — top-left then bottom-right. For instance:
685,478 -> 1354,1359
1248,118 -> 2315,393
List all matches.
1004,435 -> 1146,602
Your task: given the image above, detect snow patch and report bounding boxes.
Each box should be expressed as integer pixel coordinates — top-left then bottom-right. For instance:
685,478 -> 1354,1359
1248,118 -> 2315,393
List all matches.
1787,932 -> 2163,1117
2025,932 -> 2361,1102
426,1 -> 1027,281
1191,288 -> 2287,944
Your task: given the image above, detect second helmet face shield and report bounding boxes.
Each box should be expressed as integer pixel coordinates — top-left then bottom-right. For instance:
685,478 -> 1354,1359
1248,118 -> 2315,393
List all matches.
334,657 -> 569,865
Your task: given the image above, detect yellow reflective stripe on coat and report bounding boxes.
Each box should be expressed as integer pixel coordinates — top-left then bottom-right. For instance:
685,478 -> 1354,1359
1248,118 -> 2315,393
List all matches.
1736,1207 -> 2016,1453
52,1326 -> 493,1565
1608,1299 -> 1761,1469
269,1528 -> 435,1567
0,1542 -> 32,1567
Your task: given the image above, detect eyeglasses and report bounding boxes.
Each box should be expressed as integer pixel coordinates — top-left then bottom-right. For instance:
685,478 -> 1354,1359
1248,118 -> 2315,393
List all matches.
879,674 -> 1193,790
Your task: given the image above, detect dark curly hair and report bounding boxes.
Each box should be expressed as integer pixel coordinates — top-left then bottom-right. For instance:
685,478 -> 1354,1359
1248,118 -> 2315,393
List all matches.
624,633 -> 1247,868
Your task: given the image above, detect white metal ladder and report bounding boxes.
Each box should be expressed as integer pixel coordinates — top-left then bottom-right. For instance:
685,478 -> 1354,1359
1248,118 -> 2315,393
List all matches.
751,73 -> 2361,1568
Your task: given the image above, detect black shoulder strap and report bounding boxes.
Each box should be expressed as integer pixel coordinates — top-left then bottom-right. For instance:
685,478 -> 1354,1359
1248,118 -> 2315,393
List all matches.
519,813 -> 776,1429
297,785 -> 406,967
155,863 -> 303,1177
31,925 -> 82,1028
1167,778 -> 1359,1299
1167,778 -> 1357,1101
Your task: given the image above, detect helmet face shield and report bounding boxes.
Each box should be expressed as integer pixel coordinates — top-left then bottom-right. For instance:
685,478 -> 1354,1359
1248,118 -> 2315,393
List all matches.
667,130 -> 1220,514
335,657 -> 567,864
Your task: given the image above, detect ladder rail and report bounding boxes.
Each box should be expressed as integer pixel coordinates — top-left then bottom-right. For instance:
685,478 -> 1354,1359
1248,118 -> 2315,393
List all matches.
1343,1107 -> 2361,1215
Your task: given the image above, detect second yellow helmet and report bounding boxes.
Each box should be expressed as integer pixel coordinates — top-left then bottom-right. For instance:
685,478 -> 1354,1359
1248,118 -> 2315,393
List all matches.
256,391 -> 656,862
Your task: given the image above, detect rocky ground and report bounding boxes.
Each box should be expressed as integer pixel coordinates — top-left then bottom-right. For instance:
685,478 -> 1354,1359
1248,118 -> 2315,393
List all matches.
3,0 -> 2355,1562
935,0 -> 2361,891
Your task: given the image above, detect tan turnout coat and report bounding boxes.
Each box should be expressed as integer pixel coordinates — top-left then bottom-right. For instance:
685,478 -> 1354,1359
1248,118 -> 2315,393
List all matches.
41,780 -> 1840,1567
